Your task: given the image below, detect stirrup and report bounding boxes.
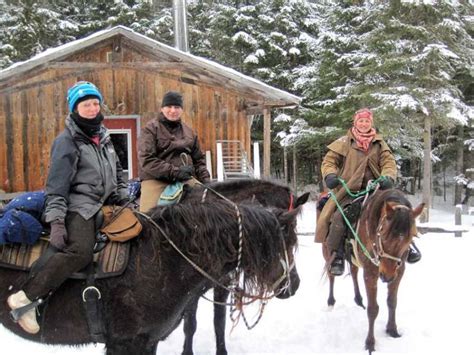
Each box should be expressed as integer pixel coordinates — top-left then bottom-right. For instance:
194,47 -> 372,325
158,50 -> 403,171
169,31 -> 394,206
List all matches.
10,298 -> 43,322
329,256 -> 344,276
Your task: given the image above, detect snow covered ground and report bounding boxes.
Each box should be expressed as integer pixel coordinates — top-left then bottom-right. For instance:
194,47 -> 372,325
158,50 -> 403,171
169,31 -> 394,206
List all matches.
2,200 -> 473,354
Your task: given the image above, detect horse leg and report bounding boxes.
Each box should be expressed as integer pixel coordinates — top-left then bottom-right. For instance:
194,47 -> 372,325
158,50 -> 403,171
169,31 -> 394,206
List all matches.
327,274 -> 336,307
386,264 -> 405,338
182,296 -> 199,355
106,335 -> 157,355
363,268 -> 379,354
350,264 -> 365,309
214,287 -> 230,355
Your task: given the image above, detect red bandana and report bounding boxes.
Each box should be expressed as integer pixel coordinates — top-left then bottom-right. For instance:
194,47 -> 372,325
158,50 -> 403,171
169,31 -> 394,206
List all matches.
351,127 -> 376,152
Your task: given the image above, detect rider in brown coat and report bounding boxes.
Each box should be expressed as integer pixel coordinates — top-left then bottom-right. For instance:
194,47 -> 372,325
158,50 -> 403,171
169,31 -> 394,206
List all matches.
316,108 -> 420,276
138,91 -> 210,212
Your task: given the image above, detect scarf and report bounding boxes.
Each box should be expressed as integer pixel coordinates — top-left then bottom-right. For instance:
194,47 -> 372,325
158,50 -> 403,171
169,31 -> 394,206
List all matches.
351,127 -> 376,152
71,112 -> 104,138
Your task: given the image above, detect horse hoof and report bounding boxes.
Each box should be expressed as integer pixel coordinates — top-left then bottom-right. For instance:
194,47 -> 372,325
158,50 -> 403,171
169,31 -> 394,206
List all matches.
386,328 -> 401,338
354,296 -> 365,309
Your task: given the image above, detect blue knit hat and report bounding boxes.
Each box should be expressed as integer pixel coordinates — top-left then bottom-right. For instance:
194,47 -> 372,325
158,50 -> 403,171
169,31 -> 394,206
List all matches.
67,81 -> 103,112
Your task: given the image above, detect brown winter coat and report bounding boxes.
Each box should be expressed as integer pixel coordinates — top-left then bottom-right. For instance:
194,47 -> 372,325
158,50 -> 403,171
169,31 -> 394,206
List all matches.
315,129 -> 397,243
138,114 -> 210,183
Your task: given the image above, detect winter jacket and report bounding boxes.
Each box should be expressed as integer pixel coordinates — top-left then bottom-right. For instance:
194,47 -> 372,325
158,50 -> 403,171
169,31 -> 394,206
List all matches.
315,129 -> 397,243
43,116 -> 128,223
138,114 -> 210,183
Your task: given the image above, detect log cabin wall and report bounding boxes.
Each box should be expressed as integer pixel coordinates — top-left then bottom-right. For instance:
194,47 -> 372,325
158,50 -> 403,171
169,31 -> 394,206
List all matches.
0,35 -> 251,192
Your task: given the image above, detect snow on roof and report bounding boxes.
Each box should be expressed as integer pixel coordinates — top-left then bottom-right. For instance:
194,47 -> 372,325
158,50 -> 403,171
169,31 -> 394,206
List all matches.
0,26 -> 301,107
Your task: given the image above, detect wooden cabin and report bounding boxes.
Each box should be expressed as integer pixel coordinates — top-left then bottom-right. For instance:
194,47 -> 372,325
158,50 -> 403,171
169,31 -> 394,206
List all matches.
0,26 -> 300,193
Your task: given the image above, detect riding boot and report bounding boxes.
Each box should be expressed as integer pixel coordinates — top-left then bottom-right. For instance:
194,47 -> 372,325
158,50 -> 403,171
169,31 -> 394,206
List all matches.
326,211 -> 346,276
406,242 -> 421,264
7,290 -> 40,334
329,251 -> 345,276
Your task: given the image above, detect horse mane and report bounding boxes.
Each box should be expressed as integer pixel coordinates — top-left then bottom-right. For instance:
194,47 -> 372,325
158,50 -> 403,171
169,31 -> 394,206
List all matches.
138,201 -> 291,293
206,178 -> 290,192
366,189 -> 413,238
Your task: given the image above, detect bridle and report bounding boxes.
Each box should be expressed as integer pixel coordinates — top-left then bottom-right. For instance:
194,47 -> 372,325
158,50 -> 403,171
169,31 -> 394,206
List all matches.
368,204 -> 411,266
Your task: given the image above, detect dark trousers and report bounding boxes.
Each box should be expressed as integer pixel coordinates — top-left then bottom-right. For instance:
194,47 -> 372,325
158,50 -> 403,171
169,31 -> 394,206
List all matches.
326,209 -> 346,254
24,212 -> 95,300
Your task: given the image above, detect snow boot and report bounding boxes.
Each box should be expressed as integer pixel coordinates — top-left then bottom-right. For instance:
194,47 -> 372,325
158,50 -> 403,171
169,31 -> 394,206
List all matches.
407,242 -> 421,264
7,290 -> 40,334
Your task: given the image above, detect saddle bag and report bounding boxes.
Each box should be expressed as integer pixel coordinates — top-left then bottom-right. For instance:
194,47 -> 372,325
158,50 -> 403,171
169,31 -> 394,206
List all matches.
0,209 -> 44,245
99,206 -> 142,242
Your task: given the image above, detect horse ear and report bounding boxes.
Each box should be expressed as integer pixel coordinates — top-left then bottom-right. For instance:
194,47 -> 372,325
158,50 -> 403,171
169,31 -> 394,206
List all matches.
384,201 -> 397,218
294,192 -> 310,208
278,206 -> 302,226
412,203 -> 425,218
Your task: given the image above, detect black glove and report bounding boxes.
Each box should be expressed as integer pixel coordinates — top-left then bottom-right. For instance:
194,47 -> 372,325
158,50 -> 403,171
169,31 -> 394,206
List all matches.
325,174 -> 340,189
379,177 -> 394,190
176,165 -> 193,181
49,220 -> 68,250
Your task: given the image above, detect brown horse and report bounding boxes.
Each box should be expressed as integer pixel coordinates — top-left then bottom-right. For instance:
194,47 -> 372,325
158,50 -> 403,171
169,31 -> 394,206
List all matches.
0,200 -> 301,354
322,188 -> 424,354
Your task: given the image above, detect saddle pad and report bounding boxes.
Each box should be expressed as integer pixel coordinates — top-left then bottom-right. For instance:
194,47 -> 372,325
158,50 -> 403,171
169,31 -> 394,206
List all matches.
0,239 -> 130,280
158,182 -> 184,206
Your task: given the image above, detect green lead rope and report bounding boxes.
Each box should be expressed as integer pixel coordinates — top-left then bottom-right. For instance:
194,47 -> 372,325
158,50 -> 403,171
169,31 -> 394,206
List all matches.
328,176 -> 388,263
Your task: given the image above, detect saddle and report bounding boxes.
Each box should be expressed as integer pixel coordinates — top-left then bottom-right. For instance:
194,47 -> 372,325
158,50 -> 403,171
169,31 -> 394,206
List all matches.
0,205 -> 142,279
0,238 -> 130,279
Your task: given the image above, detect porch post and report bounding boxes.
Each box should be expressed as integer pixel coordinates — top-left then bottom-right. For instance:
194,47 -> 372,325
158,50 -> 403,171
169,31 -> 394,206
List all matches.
263,107 -> 271,178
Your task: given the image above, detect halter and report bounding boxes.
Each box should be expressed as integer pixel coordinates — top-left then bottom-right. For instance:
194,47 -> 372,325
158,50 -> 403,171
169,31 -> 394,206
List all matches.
288,193 -> 294,211
144,180 -> 295,306
330,177 -> 409,267
368,204 -> 411,265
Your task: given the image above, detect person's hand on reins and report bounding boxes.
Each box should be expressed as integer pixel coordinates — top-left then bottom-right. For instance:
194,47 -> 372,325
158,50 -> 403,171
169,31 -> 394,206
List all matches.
325,174 -> 340,189
176,165 -> 193,181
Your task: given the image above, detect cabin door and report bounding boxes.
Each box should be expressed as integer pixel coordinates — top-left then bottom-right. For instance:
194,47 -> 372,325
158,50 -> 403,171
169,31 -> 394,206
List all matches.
103,116 -> 140,181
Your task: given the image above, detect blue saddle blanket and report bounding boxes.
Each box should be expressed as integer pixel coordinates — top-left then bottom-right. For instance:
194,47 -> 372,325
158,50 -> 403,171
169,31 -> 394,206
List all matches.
158,182 -> 184,206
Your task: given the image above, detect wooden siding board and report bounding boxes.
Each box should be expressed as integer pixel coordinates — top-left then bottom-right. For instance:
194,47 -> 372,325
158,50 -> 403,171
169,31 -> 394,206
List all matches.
27,87 -> 40,190
0,95 -> 7,191
21,91 -> 30,190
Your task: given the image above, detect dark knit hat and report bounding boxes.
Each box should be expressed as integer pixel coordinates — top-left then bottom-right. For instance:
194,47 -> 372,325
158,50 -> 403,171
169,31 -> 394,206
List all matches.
161,91 -> 183,108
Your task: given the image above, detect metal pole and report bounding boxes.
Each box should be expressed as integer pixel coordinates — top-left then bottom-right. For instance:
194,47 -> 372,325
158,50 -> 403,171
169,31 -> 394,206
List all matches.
173,0 -> 189,52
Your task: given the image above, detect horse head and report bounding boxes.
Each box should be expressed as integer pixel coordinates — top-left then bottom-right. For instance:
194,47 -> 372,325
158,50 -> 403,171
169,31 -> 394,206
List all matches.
374,195 -> 424,283
267,206 -> 303,299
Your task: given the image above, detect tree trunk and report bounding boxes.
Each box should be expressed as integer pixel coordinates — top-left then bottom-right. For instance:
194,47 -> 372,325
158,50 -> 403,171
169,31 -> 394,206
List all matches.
454,124 -> 464,205
283,145 -> 288,183
292,145 -> 297,193
421,115 -> 432,222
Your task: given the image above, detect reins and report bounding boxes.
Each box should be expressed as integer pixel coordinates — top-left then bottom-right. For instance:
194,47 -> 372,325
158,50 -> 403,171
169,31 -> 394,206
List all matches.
329,177 -> 384,266
329,176 -> 404,267
138,179 -> 294,329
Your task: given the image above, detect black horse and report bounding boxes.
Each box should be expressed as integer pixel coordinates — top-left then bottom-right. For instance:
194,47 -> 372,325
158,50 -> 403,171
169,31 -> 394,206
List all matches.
0,200 -> 301,354
179,179 -> 309,355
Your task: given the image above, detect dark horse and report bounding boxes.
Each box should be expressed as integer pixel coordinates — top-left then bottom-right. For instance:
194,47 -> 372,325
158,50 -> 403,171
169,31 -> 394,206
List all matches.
179,179 -> 309,355
322,189 -> 423,354
0,200 -> 302,354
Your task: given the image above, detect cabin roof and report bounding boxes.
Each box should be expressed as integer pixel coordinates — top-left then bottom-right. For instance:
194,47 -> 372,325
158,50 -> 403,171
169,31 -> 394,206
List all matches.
0,26 -> 301,108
